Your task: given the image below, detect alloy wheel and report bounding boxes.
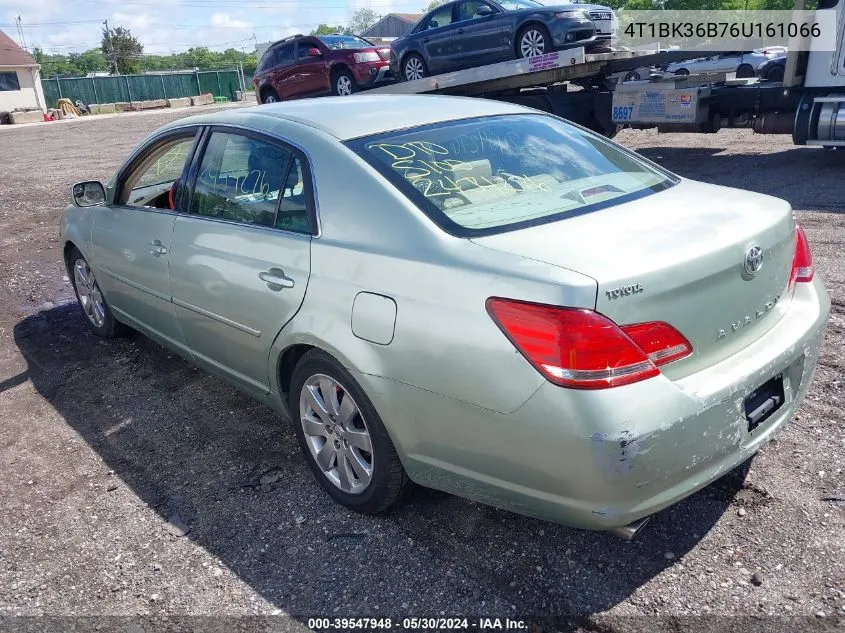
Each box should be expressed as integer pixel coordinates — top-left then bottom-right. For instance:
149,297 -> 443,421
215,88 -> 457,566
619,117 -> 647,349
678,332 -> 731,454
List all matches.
73,258 -> 106,328
336,75 -> 353,96
299,374 -> 374,494
404,57 -> 425,81
264,93 -> 278,103
520,29 -> 546,57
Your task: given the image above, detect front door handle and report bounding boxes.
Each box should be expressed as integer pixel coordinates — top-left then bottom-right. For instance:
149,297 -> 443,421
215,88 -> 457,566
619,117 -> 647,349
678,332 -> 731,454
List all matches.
149,239 -> 168,256
259,268 -> 295,290
457,28 -> 464,34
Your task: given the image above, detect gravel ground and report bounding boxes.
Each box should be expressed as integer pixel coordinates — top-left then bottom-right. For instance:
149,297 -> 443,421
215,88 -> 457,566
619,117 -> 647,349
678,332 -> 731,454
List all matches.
0,107 -> 843,632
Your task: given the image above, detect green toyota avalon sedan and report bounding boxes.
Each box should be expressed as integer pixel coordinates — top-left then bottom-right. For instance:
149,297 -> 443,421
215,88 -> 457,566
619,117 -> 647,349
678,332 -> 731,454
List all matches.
60,95 -> 830,539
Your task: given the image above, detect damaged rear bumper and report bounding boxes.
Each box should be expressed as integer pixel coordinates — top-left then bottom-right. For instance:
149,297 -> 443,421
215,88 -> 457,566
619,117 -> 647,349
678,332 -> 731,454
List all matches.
365,276 -> 829,531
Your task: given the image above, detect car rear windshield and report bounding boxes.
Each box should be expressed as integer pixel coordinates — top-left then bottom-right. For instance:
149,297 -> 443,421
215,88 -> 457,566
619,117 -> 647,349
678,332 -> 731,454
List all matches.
346,114 -> 678,237
318,35 -> 373,49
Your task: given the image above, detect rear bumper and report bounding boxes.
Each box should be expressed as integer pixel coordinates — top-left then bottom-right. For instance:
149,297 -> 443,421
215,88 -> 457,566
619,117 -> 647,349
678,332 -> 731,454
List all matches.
356,276 -> 830,531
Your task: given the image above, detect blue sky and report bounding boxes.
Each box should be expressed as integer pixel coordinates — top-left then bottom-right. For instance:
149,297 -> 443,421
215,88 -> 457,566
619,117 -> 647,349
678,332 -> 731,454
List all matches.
1,0 -> 427,55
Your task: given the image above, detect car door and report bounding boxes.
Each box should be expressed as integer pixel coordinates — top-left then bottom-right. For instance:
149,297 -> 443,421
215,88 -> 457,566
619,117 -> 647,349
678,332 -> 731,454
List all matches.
294,38 -> 330,96
270,42 -> 297,98
713,52 -> 742,72
168,127 -> 314,397
453,0 -> 507,68
91,128 -> 200,352
420,3 -> 459,73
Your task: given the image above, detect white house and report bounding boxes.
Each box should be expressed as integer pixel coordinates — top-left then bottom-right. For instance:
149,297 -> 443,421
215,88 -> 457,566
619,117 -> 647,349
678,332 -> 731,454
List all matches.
0,29 -> 47,113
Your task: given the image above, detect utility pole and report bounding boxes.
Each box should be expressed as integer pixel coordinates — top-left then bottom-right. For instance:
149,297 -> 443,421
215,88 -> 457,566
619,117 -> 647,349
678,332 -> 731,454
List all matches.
16,15 -> 29,53
103,19 -> 119,75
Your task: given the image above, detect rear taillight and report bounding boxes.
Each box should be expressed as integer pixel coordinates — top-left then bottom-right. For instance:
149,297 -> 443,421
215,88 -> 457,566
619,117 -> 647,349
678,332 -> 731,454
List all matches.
486,298 -> 692,390
789,223 -> 814,289
619,321 -> 693,366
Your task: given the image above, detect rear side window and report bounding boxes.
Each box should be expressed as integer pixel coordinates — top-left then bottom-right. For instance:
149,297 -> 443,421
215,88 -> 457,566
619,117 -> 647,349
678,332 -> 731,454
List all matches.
426,5 -> 454,29
277,43 -> 295,65
191,131 -> 311,233
347,114 -> 678,237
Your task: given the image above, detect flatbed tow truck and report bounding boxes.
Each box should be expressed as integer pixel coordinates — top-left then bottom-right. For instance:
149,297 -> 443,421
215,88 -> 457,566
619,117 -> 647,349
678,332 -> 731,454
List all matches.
364,0 -> 845,148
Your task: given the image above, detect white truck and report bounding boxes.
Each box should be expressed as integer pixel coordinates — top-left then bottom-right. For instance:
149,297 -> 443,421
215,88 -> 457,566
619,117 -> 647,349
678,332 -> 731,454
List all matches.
366,0 -> 844,147
610,0 -> 845,147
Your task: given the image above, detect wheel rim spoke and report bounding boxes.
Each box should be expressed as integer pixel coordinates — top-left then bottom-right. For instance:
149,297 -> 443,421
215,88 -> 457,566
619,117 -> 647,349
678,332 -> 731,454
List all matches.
338,454 -> 354,491
301,413 -> 328,438
347,449 -> 372,484
319,377 -> 340,416
345,429 -> 371,453
336,394 -> 357,429
315,440 -> 336,471
304,384 -> 332,424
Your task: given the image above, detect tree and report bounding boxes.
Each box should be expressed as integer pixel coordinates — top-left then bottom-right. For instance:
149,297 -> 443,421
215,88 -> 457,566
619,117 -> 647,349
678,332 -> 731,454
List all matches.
423,0 -> 448,11
101,26 -> 143,75
311,23 -> 346,35
346,7 -> 381,35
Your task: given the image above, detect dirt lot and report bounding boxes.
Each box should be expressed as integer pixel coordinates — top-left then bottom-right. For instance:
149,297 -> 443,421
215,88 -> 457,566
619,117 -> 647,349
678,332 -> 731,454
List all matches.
0,107 -> 843,632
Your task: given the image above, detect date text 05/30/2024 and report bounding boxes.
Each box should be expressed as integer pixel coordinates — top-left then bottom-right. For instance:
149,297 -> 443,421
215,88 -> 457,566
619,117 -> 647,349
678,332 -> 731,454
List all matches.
307,617 -> 531,630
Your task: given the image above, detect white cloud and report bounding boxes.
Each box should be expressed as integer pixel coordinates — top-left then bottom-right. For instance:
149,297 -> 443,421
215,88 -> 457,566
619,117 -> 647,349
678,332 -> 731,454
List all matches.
210,13 -> 253,29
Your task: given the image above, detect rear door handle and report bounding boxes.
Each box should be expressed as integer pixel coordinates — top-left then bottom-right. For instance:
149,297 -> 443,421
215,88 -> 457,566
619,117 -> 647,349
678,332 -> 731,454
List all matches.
149,239 -> 168,256
457,28 -> 464,34
259,268 -> 295,290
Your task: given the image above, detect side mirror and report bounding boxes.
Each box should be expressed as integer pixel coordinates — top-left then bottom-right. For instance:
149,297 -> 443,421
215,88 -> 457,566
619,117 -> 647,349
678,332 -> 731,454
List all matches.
476,5 -> 494,16
308,47 -> 322,57
72,181 -> 106,207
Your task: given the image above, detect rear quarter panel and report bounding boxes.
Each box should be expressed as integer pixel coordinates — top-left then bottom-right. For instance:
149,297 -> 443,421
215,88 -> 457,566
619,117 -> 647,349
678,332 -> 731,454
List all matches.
262,120 -> 597,423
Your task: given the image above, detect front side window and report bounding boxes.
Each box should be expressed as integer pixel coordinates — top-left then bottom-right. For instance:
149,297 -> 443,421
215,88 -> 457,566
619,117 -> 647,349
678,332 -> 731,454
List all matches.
457,1 -> 496,21
348,114 -> 677,237
0,71 -> 20,91
120,134 -> 196,209
191,131 -> 311,232
426,5 -> 454,29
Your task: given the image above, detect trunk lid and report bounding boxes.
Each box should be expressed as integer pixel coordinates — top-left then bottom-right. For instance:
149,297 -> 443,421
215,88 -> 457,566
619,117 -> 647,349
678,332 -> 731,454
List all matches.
471,179 -> 797,379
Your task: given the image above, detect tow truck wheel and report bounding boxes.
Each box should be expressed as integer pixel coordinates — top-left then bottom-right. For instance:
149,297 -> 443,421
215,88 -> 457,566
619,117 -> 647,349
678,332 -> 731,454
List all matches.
736,64 -> 754,79
402,54 -> 428,82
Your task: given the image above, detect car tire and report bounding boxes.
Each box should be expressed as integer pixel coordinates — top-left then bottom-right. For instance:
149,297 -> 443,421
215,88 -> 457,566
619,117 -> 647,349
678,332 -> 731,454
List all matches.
67,247 -> 124,339
517,24 -> 552,58
402,54 -> 428,82
332,68 -> 358,96
736,64 -> 754,79
674,68 -> 689,76
289,349 -> 411,514
261,88 -> 280,104
623,70 -> 641,82
766,65 -> 785,82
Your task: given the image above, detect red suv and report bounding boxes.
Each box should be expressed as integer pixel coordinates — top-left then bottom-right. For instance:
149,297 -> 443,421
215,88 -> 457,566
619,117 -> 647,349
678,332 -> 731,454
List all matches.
253,34 -> 393,102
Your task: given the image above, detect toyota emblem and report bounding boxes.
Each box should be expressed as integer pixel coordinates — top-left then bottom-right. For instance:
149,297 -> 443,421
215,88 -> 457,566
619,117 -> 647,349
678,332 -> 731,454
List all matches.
744,245 -> 763,276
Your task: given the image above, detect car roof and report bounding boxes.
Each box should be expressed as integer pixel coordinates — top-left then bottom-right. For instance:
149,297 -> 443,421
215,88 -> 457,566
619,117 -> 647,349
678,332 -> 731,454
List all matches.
164,95 -> 531,141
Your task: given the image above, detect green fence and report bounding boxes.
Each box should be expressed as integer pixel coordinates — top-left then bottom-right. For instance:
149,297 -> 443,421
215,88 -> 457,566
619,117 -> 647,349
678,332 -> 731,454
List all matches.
41,69 -> 243,108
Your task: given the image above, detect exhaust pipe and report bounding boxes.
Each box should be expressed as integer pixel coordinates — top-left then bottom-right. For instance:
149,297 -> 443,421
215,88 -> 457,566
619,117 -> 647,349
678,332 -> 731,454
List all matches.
609,516 -> 651,541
